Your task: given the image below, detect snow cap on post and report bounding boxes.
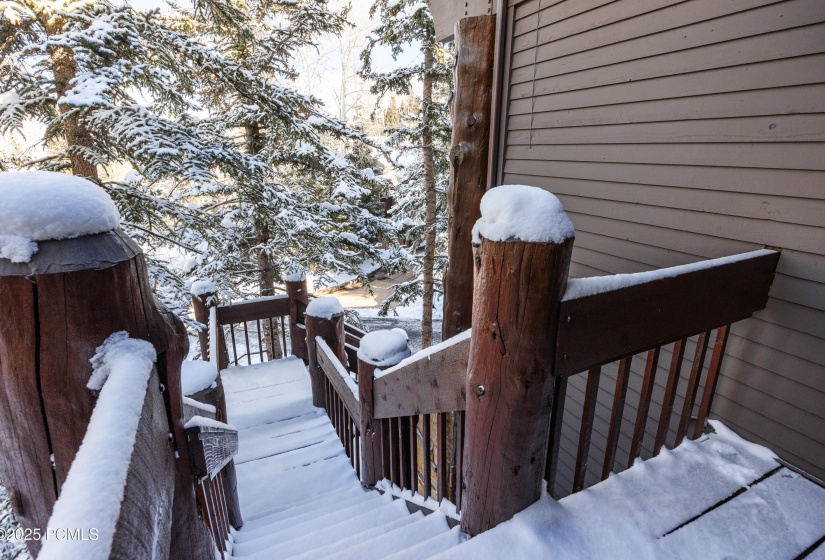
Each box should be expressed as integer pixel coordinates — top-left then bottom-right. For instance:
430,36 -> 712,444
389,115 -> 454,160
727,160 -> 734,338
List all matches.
471,184 -> 574,245
305,296 -> 344,320
0,171 -> 120,263
357,329 -> 411,367
283,261 -> 306,282
190,279 -> 217,297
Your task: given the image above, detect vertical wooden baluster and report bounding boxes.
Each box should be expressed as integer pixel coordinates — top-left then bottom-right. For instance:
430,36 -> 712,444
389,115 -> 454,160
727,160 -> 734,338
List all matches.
197,483 -> 216,552
281,316 -> 288,356
693,325 -> 731,440
214,475 -> 229,543
629,347 -> 661,467
676,332 -> 710,446
345,407 -> 352,458
230,324 -> 238,365
654,338 -> 686,455
268,318 -> 276,361
437,412 -> 447,502
388,417 -> 398,486
574,367 -> 601,493
410,415 -> 419,495
243,322 -> 252,365
602,356 -> 632,480
455,411 -> 465,512
381,418 -> 392,481
355,427 -> 361,479
203,481 -> 222,556
545,376 -> 568,496
399,416 -> 411,489
423,413 -> 432,498
256,319 -> 264,362
337,395 -> 343,442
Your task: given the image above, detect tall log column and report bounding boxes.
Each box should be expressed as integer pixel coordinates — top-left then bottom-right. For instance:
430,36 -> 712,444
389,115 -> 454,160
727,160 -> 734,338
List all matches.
442,15 -> 496,340
305,297 -> 346,409
460,186 -> 574,536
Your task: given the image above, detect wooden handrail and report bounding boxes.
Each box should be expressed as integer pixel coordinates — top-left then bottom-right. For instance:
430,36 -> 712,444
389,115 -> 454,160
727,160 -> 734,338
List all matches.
555,249 -> 780,376
217,294 -> 290,324
185,421 -> 239,481
372,331 -> 471,419
316,338 -> 360,425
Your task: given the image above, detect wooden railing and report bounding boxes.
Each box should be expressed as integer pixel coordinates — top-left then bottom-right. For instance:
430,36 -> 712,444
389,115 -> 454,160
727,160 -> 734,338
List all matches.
544,249 -> 781,497
312,322 -> 470,509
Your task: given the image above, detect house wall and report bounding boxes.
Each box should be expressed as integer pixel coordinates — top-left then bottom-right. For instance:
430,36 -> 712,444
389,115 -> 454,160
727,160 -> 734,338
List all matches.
494,0 -> 825,494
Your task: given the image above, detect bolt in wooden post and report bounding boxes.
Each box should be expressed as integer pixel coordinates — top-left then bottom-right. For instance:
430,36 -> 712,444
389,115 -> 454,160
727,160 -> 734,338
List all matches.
305,297 -> 346,409
284,271 -> 310,363
460,188 -> 574,536
191,286 -> 229,371
357,331 -> 411,486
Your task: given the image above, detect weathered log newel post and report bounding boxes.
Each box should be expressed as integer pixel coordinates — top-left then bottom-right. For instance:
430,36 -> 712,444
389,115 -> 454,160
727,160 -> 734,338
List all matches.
357,330 -> 412,486
305,297 -> 346,408
0,171 -> 213,558
284,266 -> 310,363
461,185 -> 575,536
190,280 -> 229,371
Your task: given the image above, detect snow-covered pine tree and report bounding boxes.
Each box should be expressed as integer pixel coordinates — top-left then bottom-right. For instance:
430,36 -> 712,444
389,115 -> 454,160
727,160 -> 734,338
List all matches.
360,0 -> 452,348
0,0 -> 396,321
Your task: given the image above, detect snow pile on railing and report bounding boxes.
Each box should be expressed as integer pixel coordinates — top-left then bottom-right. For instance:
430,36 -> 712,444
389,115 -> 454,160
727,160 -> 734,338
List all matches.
39,332 -> 156,560
563,249 -> 777,301
0,171 -> 120,263
357,329 -> 411,367
376,329 -> 471,379
472,184 -> 574,245
181,360 -> 219,396
306,296 -> 344,320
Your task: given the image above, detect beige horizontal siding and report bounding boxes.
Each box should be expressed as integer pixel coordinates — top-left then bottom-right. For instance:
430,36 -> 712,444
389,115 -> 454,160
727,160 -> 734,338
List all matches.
500,0 -> 825,484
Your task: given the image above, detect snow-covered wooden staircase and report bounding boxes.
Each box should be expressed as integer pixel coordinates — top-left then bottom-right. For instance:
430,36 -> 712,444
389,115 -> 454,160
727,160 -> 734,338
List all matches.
223,357 -> 462,560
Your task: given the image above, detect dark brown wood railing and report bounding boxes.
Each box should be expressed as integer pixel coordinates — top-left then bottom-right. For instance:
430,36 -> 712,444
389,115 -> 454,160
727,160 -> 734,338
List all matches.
544,249 -> 780,497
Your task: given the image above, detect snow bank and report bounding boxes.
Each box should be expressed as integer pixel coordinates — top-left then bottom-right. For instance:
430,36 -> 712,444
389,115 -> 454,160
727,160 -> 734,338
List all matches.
376,329 -> 471,379
184,415 -> 237,431
39,333 -> 156,560
471,185 -> 574,245
0,171 -> 120,263
181,360 -> 218,396
357,330 -> 411,367
306,297 -> 344,319
190,279 -> 218,296
563,249 -> 777,301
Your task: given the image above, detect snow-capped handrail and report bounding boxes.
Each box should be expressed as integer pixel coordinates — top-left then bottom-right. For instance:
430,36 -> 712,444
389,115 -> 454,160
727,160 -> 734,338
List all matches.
555,249 -> 780,376
372,329 -> 471,419
39,334 -> 175,560
316,337 -> 360,424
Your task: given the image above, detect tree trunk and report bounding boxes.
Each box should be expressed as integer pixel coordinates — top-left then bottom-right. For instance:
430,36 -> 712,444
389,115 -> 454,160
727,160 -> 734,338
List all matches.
46,21 -> 99,181
245,123 -> 283,359
421,29 -> 437,350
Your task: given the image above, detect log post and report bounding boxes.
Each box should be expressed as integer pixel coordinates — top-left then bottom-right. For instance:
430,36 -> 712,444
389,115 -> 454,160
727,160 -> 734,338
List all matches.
305,297 -> 346,408
285,270 -> 310,363
460,185 -> 574,536
442,15 -> 496,341
0,173 -> 213,558
191,284 -> 229,371
357,330 -> 411,486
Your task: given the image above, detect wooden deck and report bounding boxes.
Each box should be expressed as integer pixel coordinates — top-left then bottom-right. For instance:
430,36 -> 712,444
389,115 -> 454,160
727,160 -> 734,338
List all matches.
222,357 -> 825,560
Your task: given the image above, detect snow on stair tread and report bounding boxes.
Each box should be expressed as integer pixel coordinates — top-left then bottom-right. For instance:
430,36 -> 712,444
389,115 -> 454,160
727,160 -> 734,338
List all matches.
236,435 -> 345,471
382,526 -> 463,560
233,491 -> 391,546
241,484 -> 374,529
238,498 -> 413,558
657,468 -> 825,559
322,510 -> 452,560
285,511 -> 426,560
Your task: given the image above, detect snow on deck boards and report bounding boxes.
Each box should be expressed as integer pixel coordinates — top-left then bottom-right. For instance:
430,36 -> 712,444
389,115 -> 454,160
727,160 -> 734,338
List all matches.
222,357 -> 825,559
222,357 -> 366,521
